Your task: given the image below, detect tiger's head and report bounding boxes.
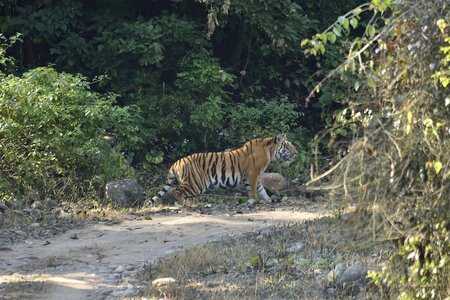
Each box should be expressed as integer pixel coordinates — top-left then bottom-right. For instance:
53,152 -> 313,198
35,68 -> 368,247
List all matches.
274,133 -> 298,163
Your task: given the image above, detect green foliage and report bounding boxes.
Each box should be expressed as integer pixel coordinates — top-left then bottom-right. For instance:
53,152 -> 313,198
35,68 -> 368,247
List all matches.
116,49 -> 236,158
144,150 -> 164,172
0,66 -> 132,199
0,32 -> 21,73
0,0 -> 375,181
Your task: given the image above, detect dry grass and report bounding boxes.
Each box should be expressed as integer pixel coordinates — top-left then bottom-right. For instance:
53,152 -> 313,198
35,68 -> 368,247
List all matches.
0,274 -> 49,300
139,213 -> 394,300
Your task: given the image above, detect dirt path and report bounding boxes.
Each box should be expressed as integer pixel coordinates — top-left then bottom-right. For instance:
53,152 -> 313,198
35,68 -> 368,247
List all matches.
0,203 -> 325,300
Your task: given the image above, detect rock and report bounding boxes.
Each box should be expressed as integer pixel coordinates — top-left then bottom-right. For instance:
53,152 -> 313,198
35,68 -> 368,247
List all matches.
105,179 -> 144,208
206,279 -> 222,287
57,211 -> 72,220
125,265 -> 135,271
260,173 -> 287,191
337,264 -> 379,291
113,266 -> 125,273
0,202 -> 8,212
44,214 -> 57,221
31,201 -> 44,209
3,201 -> 14,209
11,210 -> 24,216
25,223 -> 40,231
287,242 -> 304,252
327,263 -> 345,283
15,230 -> 28,237
152,277 -> 176,286
28,209 -> 41,218
107,274 -> 121,280
43,198 -> 59,208
340,211 -> 356,223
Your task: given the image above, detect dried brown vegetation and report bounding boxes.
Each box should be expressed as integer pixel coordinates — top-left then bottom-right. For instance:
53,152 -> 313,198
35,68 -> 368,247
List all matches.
142,214 -> 391,299
307,1 -> 450,298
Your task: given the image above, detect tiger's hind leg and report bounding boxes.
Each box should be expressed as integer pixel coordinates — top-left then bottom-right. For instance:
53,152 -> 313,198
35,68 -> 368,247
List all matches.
171,187 -> 187,206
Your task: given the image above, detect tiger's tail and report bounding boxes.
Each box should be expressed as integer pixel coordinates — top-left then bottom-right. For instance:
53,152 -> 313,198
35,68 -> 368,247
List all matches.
145,168 -> 178,205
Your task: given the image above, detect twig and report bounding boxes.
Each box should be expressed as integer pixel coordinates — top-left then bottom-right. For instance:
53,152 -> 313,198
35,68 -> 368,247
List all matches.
305,154 -> 350,187
306,173 -> 365,191
380,203 -> 407,237
343,155 -> 352,200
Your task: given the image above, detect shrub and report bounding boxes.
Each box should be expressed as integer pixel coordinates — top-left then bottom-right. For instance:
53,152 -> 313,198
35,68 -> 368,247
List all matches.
0,67 -> 132,201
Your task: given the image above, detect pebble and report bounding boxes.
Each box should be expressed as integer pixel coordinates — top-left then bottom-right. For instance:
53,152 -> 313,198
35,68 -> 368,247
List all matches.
107,274 -> 121,280
102,279 -> 119,285
287,242 -> 304,252
58,211 -> 72,220
15,230 -> 28,237
125,265 -> 135,271
152,277 -> 176,286
28,209 -> 40,217
113,266 -> 125,273
45,214 -> 57,221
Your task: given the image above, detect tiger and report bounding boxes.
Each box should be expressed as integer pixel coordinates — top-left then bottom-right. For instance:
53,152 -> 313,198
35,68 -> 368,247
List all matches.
146,133 -> 297,206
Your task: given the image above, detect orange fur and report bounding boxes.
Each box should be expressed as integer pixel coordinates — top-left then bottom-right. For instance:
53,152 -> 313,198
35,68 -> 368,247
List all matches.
147,134 -> 297,206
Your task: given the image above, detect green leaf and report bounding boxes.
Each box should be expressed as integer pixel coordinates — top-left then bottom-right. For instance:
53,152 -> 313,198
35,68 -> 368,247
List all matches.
35,23 -> 46,32
285,79 -> 290,88
328,33 -> 336,44
350,18 -> 358,29
319,44 -> 325,55
366,25 -> 376,39
249,256 -> 259,265
343,18 -> 350,31
332,25 -> 342,37
337,128 -> 347,136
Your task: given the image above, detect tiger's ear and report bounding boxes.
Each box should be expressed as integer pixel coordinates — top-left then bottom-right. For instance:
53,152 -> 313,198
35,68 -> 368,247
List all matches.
275,133 -> 285,144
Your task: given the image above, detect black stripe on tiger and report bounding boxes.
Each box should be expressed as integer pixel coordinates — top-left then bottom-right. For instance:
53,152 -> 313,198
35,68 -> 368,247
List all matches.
145,133 -> 298,206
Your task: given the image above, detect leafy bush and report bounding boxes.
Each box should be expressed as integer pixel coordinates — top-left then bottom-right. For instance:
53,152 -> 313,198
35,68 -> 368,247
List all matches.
116,49 -> 236,159
3,0 -> 372,163
0,67 -> 132,201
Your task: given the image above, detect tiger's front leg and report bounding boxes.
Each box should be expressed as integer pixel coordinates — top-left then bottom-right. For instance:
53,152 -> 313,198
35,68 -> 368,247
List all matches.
244,178 -> 271,203
256,181 -> 271,203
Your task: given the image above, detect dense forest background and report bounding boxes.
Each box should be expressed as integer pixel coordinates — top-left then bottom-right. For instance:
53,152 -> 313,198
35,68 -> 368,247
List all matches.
2,0 -> 367,154
0,0 -> 369,199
